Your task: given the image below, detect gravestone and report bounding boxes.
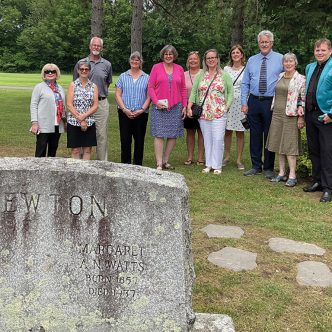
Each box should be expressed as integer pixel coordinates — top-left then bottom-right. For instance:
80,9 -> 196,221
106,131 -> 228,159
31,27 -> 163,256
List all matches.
0,158 -> 195,332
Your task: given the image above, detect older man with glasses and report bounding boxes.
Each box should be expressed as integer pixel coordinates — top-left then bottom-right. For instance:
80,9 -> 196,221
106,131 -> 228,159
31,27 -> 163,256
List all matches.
241,30 -> 283,178
73,36 -> 112,161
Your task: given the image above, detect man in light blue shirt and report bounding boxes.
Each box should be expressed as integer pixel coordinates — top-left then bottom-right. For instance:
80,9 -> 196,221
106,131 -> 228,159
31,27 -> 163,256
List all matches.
241,30 -> 283,178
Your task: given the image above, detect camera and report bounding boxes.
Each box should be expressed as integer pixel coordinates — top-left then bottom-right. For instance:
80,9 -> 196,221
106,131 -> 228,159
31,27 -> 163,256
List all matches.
241,117 -> 250,130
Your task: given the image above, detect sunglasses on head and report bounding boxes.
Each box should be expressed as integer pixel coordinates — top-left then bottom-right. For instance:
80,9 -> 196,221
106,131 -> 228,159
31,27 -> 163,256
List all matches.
79,68 -> 90,72
44,70 -> 56,75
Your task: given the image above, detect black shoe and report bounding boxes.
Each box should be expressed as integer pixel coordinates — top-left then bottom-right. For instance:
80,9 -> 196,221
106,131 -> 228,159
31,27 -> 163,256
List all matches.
264,170 -> 275,179
303,182 -> 323,192
320,192 -> 332,203
243,168 -> 262,176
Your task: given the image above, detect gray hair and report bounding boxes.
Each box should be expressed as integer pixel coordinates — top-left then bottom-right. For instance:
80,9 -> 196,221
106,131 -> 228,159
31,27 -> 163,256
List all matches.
257,30 -> 274,43
90,36 -> 103,47
160,44 -> 178,61
202,49 -> 221,73
78,59 -> 91,70
283,52 -> 298,66
129,51 -> 143,69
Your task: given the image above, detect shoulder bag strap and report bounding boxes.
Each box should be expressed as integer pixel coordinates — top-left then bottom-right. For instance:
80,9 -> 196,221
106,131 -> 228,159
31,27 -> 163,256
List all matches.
232,66 -> 245,86
200,72 -> 218,108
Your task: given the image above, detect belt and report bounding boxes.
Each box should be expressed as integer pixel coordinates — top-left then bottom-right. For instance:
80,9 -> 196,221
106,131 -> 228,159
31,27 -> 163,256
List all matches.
250,94 -> 273,101
98,96 -> 107,101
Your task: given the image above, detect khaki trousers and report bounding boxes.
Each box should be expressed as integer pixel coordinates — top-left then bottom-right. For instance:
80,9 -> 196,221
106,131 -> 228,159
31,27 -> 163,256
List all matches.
95,98 -> 110,161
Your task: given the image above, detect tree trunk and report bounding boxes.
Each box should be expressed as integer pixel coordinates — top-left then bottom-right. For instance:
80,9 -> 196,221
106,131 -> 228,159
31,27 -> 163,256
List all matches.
131,0 -> 143,54
231,0 -> 245,46
91,0 -> 103,37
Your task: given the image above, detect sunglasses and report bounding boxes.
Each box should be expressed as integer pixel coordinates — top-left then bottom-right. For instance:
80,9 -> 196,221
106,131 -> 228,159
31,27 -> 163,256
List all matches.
79,68 -> 90,72
44,70 -> 56,75
189,51 -> 199,55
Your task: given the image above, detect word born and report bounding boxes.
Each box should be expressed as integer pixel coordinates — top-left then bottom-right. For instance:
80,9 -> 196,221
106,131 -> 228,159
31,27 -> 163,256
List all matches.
2,192 -> 107,217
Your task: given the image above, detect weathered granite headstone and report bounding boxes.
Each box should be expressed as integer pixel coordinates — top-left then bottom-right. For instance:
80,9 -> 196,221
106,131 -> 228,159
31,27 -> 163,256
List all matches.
0,158 -> 195,332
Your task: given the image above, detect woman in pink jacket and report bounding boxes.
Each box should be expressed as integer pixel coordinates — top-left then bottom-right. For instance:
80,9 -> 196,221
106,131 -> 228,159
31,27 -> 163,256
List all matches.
148,45 -> 187,172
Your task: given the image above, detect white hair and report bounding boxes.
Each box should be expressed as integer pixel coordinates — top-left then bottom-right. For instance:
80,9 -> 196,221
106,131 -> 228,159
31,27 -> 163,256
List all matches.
257,30 -> 274,43
90,36 -> 103,47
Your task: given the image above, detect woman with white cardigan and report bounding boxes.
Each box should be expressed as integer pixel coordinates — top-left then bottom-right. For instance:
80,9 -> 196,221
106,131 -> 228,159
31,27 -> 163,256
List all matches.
30,63 -> 66,157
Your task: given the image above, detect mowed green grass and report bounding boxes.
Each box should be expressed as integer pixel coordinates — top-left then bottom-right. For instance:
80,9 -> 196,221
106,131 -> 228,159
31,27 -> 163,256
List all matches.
1,73 -> 332,332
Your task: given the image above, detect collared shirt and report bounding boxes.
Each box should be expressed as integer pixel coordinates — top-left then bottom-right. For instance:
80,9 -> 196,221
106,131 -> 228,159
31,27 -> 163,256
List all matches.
73,56 -> 112,98
241,50 -> 283,106
116,70 -> 149,111
306,59 -> 329,112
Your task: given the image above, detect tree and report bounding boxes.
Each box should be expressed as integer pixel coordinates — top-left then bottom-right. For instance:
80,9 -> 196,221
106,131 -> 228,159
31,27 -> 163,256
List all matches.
131,0 -> 143,54
91,0 -> 103,37
231,0 -> 245,46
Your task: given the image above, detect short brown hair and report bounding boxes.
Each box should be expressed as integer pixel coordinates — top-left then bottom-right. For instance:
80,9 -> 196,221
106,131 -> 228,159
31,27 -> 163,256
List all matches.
160,45 -> 178,61
314,38 -> 331,49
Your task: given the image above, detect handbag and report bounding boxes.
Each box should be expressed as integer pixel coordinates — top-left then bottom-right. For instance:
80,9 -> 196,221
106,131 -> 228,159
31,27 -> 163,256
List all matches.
191,72 -> 218,119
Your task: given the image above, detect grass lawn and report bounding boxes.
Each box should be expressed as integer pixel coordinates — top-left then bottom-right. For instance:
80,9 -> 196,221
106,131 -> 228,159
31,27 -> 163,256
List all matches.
1,73 -> 332,332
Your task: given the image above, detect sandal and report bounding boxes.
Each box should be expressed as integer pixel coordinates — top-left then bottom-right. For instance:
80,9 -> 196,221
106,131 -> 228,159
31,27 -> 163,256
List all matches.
237,163 -> 245,170
285,178 -> 297,187
163,163 -> 175,170
156,165 -> 163,174
270,174 -> 287,182
184,160 -> 193,165
222,159 -> 229,167
196,160 -> 205,166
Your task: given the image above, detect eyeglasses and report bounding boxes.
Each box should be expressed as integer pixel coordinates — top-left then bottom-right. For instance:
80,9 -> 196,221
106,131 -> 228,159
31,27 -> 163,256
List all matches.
79,68 -> 90,72
164,53 -> 174,56
206,56 -> 217,60
44,70 -> 56,75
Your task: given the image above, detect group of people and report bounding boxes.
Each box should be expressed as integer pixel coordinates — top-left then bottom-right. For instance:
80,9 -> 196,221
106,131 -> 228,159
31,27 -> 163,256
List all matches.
30,32 -> 332,202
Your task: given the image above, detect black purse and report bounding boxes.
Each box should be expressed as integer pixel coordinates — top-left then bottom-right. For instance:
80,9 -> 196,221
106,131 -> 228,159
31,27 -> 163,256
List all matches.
191,73 -> 217,119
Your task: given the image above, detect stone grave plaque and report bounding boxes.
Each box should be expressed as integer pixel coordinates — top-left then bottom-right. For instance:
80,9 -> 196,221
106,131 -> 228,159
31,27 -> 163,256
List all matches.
0,158 -> 195,332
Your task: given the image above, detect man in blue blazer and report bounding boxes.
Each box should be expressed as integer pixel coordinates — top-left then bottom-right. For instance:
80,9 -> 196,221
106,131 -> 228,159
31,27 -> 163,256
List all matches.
303,38 -> 332,202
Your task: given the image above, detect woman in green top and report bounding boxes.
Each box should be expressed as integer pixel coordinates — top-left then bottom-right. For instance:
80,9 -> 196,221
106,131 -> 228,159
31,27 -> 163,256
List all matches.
187,49 -> 233,174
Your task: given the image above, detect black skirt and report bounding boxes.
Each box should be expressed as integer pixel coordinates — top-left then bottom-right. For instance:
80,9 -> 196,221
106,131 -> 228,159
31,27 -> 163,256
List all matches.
67,123 -> 97,148
184,117 -> 200,130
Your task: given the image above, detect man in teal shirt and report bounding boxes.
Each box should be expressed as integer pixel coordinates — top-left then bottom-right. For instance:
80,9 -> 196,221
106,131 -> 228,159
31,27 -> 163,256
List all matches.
303,38 -> 332,202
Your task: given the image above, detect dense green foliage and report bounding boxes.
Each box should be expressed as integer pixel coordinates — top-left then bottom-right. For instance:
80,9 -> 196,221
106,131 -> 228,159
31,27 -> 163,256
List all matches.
1,0 -> 331,73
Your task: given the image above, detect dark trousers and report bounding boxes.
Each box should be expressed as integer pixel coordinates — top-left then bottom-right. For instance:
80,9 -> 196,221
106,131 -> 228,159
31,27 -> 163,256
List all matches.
247,95 -> 275,171
35,126 -> 61,157
305,109 -> 332,192
118,110 -> 148,165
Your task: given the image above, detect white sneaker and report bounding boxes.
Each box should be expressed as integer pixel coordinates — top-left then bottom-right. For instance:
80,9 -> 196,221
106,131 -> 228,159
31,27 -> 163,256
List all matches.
202,167 -> 211,173
213,169 -> 222,175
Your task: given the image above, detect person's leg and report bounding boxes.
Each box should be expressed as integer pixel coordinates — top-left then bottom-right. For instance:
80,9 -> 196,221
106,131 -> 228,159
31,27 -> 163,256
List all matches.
211,117 -> 227,170
35,133 -> 49,157
82,147 -> 92,160
47,126 -> 61,157
223,130 -> 233,162
262,99 -> 275,171
305,111 -> 321,183
185,129 -> 195,162
154,137 -> 164,167
247,96 -> 264,170
118,110 -> 133,164
317,120 -> 332,192
235,131 -> 245,165
132,113 -> 148,165
71,147 -> 81,159
94,99 -> 110,161
199,120 -> 212,168
287,155 -> 297,179
163,138 -> 177,164
278,154 -> 287,176
197,127 -> 205,163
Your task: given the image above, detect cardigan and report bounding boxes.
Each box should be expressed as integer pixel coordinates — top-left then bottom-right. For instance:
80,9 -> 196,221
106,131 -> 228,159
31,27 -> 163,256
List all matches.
305,57 -> 332,114
189,70 -> 233,107
30,81 -> 65,133
148,62 -> 187,109
271,71 -> 305,116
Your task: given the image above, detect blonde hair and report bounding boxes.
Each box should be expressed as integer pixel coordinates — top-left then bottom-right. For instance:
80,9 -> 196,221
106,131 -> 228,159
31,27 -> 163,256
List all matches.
41,63 -> 61,80
186,51 -> 200,69
202,49 -> 221,72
